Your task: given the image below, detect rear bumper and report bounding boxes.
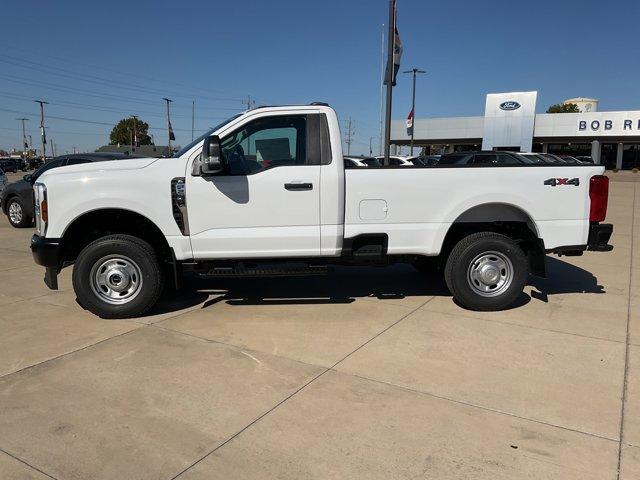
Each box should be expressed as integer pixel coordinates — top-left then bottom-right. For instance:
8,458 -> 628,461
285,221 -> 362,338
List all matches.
587,223 -> 613,251
31,234 -> 61,290
547,223 -> 614,256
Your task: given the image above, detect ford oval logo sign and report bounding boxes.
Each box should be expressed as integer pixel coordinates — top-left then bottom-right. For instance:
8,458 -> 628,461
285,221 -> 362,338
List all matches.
499,101 -> 521,111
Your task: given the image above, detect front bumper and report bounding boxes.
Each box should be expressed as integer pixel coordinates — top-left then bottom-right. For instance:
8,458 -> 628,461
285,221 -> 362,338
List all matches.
31,234 -> 61,290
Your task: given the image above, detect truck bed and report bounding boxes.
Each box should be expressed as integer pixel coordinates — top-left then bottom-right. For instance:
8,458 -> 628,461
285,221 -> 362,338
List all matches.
344,165 -> 604,255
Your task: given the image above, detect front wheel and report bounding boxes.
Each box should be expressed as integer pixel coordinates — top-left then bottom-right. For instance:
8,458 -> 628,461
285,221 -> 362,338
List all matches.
6,197 -> 31,228
72,235 -> 165,318
444,232 -> 528,311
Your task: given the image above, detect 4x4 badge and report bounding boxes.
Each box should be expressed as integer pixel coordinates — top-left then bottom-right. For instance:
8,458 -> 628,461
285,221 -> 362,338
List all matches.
544,178 -> 580,187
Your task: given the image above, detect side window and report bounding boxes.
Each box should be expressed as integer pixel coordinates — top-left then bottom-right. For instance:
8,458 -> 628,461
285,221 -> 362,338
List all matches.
389,158 -> 402,166
220,115 -> 307,175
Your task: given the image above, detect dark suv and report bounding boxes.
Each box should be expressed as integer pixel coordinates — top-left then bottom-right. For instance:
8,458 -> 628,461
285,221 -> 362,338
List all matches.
437,151 -> 536,166
1,153 -> 138,228
0,158 -> 18,173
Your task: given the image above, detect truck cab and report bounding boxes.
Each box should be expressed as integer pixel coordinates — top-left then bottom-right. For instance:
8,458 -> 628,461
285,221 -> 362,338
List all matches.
31,104 -> 613,318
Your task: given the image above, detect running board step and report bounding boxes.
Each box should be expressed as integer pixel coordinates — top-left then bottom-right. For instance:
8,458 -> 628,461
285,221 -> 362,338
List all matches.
195,263 -> 329,278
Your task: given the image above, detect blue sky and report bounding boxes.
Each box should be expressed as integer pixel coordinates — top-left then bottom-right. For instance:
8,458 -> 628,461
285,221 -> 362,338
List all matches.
1,0 -> 638,155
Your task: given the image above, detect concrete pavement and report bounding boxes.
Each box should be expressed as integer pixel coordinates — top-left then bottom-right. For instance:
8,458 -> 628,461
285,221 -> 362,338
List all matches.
0,171 -> 637,479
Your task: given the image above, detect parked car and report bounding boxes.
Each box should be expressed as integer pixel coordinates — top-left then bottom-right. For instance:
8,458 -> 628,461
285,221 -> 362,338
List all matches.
437,151 -> 537,166
0,158 -> 17,173
418,155 -> 441,166
344,156 -> 384,168
1,153 -> 139,228
0,168 -> 7,195
30,104 -> 613,318
575,156 -> 594,164
559,155 -> 586,165
28,157 -> 44,169
375,155 -> 415,166
519,153 -> 558,164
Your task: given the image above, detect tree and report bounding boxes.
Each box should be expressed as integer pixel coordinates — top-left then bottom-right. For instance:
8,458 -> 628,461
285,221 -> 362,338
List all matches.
546,103 -> 580,113
109,117 -> 152,145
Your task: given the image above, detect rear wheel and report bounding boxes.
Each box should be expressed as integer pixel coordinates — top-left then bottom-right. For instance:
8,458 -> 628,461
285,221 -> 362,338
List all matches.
444,232 -> 528,311
72,235 -> 164,318
6,197 -> 31,228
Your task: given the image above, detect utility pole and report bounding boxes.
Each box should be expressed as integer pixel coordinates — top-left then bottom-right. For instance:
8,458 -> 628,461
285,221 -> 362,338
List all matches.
191,100 -> 195,141
369,136 -> 375,156
163,97 -> 174,154
243,95 -> 255,111
131,115 -> 138,152
16,118 -> 29,163
73,146 -> 77,154
403,68 -> 426,155
34,100 -> 48,164
344,117 -> 355,155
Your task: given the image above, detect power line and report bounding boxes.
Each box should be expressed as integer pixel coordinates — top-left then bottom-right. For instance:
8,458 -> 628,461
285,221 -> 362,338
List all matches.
0,43 -> 250,100
0,91 -> 237,120
0,74 -> 243,110
0,106 -> 205,132
0,55 -> 244,103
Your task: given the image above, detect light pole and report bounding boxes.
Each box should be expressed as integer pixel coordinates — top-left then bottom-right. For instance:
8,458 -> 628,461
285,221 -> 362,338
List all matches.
369,136 -> 375,156
34,100 -> 49,163
163,97 -> 174,155
131,115 -> 138,152
16,118 -> 29,164
403,68 -> 426,155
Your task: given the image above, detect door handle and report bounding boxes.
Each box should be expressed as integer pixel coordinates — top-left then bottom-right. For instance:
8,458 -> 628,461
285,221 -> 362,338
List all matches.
284,182 -> 313,191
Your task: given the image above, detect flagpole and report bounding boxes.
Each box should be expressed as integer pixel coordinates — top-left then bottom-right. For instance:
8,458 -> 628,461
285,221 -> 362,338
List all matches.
378,23 -> 385,156
383,0 -> 395,166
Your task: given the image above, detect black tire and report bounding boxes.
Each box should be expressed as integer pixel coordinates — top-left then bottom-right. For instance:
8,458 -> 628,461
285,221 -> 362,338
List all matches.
6,197 -> 31,228
72,234 -> 165,319
444,232 -> 528,311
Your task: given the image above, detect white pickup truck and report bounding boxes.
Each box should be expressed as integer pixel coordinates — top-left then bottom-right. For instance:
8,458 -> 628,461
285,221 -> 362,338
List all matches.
30,104 -> 613,318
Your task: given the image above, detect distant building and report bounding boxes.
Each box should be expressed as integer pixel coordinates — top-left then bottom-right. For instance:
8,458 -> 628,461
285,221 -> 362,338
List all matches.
564,97 -> 599,113
391,91 -> 640,170
96,144 -> 172,157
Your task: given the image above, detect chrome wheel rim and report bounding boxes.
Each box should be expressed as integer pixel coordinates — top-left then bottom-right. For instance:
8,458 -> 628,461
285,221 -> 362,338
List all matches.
467,251 -> 513,297
90,255 -> 143,305
8,202 -> 22,224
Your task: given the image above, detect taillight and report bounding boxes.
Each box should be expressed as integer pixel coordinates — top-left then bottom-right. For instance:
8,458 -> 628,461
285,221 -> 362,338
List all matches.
589,175 -> 609,222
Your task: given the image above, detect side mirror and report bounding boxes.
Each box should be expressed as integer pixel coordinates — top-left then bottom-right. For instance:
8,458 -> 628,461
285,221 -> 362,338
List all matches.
23,174 -> 32,183
201,135 -> 224,175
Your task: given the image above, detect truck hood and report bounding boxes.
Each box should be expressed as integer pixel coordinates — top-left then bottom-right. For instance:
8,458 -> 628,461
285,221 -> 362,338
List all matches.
43,157 -> 159,178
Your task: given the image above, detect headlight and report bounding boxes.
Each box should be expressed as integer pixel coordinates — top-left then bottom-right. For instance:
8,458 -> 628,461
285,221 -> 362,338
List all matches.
34,182 -> 48,236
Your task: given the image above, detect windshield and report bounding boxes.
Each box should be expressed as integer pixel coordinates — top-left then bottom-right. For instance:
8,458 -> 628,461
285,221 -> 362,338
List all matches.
173,114 -> 242,157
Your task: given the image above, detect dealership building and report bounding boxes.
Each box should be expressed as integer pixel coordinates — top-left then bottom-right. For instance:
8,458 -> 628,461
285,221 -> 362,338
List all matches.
391,91 -> 640,169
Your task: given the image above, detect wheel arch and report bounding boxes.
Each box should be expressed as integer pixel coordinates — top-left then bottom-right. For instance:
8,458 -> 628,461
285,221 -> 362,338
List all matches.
439,202 -> 546,277
59,208 -> 172,265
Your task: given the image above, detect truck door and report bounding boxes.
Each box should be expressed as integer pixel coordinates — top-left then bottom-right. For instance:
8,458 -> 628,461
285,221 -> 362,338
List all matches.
187,113 -> 321,258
